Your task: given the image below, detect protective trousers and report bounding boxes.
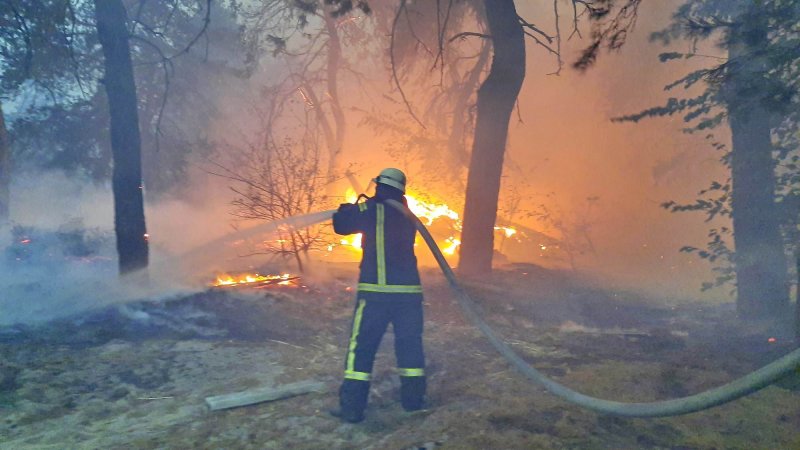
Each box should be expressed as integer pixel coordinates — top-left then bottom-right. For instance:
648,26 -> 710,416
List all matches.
340,296 -> 426,417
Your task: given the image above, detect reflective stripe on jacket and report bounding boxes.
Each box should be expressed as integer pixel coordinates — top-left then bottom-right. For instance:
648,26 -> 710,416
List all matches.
332,197 -> 422,295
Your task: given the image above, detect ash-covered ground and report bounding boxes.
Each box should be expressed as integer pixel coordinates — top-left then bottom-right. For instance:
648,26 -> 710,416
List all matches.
1,264 -> 799,449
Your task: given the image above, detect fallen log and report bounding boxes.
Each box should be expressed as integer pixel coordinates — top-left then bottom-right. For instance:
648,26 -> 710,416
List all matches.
205,380 -> 326,411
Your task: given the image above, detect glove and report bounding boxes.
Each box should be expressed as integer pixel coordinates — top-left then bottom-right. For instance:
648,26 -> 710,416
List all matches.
337,202 -> 358,213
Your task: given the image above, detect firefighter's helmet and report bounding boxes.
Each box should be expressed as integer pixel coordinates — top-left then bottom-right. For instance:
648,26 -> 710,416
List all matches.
374,168 -> 407,193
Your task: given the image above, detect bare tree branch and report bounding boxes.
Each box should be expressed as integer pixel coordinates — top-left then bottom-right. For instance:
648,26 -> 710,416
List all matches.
159,0 -> 212,60
523,30 -> 558,56
431,0 -> 454,83
449,31 -> 490,43
549,0 -> 563,75
517,16 -> 553,43
126,0 -> 213,152
130,35 -> 174,152
391,0 -> 426,129
573,0 -> 642,71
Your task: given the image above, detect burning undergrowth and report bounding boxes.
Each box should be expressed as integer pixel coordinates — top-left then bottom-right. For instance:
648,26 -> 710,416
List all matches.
212,272 -> 300,289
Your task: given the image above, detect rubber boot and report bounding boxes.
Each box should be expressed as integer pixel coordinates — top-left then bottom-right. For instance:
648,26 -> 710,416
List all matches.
400,376 -> 426,411
334,379 -> 369,423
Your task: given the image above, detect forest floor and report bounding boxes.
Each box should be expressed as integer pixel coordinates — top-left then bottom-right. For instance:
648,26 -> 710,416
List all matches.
1,263 -> 799,449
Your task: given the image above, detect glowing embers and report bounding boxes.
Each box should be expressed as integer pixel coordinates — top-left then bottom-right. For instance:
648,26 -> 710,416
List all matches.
212,273 -> 299,288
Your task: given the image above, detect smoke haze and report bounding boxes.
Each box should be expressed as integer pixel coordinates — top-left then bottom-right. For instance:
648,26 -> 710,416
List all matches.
502,2 -> 730,300
1,2 -> 744,325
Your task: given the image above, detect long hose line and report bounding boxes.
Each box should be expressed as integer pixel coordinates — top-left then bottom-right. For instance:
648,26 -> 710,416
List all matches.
383,199 -> 800,417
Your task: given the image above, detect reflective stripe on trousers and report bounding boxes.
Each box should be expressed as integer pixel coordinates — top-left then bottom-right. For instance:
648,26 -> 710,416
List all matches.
342,297 -> 425,382
345,299 -> 371,381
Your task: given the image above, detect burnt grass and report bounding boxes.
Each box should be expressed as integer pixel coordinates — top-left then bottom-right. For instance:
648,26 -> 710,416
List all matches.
1,264 -> 799,449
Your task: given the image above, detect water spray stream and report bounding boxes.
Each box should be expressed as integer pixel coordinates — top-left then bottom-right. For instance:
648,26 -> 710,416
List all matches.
128,209 -> 337,286
176,209 -> 336,263
0,210 -> 338,326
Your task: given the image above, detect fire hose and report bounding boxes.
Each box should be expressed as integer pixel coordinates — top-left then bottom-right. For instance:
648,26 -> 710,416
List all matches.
377,199 -> 800,418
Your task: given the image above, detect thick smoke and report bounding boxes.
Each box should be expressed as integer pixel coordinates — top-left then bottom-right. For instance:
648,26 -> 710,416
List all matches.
502,2 -> 730,301
1,2 -> 744,325
0,171 -> 275,325
1,173 -> 119,325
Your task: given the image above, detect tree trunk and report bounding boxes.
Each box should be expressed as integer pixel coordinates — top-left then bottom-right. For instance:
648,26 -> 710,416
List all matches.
458,0 -> 525,277
726,38 -> 789,319
95,0 -> 149,275
0,101 -> 9,223
448,41 -> 490,171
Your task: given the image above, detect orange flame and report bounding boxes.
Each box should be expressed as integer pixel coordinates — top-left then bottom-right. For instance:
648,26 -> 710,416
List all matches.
442,237 -> 461,256
495,226 -> 517,238
406,195 -> 460,226
332,188 -> 520,258
213,273 -> 298,287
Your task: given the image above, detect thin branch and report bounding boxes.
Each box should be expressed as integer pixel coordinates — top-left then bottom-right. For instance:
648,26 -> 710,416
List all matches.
130,35 -> 174,152
390,0 -> 426,129
161,0 -> 180,33
431,0 -> 454,82
685,52 -> 728,61
518,16 -> 553,43
524,30 -> 558,55
65,1 -> 89,97
130,0 -> 147,35
573,0 -> 642,71
40,82 -> 58,105
403,5 -> 434,57
569,0 -> 582,39
169,0 -> 212,60
126,0 -> 213,151
134,20 -> 167,40
10,4 -> 33,76
549,0 -> 563,75
449,31 -> 490,43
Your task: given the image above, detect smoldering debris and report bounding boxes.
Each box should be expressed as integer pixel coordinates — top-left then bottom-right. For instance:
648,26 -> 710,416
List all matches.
0,282 -> 351,348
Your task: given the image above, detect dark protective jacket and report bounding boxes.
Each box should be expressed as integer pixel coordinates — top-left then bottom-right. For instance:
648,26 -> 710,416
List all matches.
332,190 -> 421,299
333,185 -> 426,418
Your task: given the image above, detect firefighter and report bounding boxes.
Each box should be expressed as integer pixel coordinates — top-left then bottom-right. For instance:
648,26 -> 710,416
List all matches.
330,168 -> 426,423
